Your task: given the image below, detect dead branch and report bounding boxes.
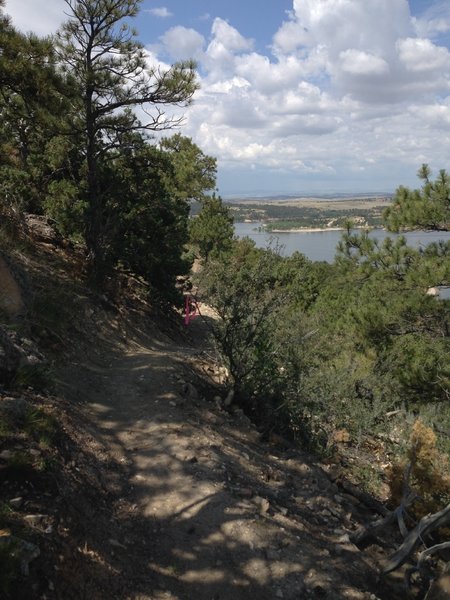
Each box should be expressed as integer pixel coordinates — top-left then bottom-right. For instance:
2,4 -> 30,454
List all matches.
418,542 -> 450,573
383,503 -> 450,575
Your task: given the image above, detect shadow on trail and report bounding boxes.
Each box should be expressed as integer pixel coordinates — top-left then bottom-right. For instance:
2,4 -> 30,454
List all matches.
51,310 -> 403,600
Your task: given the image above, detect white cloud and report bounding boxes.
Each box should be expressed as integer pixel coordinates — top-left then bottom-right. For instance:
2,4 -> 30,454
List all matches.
235,54 -> 299,94
410,102 -> 450,130
339,49 -> 390,76
175,1 -> 450,192
272,19 -> 310,54
160,27 -> 205,61
202,18 -> 254,81
4,0 -> 450,193
209,18 -> 253,53
397,37 -> 450,72
146,7 -> 173,19
288,0 -> 412,54
4,0 -> 65,35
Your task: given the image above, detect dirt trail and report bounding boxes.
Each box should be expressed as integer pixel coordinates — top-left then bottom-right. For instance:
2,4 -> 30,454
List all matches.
57,310 -> 400,600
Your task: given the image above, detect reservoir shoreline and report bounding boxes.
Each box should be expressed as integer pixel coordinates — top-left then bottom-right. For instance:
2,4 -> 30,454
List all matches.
234,221 -> 450,263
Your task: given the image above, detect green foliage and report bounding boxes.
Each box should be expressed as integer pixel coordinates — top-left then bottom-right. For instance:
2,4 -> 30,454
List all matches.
199,240 -> 292,415
0,0 -> 214,302
384,165 -> 450,232
43,179 -> 86,239
0,398 -> 56,446
189,195 -> 234,261
313,230 -> 450,410
160,134 -> 217,202
0,17 -> 71,216
106,139 -> 192,299
382,334 -> 450,404
200,200 -> 449,460
56,0 -> 199,285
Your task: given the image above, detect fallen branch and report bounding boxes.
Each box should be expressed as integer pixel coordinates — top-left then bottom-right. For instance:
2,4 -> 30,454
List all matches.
418,541 -> 450,572
383,502 -> 450,575
351,495 -> 416,546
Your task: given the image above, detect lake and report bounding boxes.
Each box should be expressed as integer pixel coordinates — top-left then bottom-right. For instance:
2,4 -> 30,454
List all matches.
234,222 -> 450,263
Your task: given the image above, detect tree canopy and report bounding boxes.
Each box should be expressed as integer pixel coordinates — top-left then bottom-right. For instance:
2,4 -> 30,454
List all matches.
384,164 -> 450,232
189,195 -> 234,261
56,0 -> 198,283
0,0 -> 222,303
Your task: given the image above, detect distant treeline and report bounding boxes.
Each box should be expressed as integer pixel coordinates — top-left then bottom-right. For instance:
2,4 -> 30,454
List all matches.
226,199 -> 391,229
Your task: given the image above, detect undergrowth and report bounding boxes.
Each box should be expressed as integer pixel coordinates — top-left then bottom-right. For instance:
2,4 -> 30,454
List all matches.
388,419 -> 450,521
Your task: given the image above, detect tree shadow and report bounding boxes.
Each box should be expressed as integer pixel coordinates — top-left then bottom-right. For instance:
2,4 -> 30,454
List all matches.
19,304 -> 406,600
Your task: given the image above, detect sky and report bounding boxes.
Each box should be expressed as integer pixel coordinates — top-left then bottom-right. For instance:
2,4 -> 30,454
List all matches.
4,0 -> 450,197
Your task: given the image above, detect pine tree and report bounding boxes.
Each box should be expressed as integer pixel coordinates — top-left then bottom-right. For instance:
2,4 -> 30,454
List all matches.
384,164 -> 450,232
189,195 -> 234,261
56,0 -> 198,284
0,4 -> 69,217
159,134 -> 217,203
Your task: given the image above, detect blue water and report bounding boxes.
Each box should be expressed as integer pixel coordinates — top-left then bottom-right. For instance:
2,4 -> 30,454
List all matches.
234,222 -> 450,263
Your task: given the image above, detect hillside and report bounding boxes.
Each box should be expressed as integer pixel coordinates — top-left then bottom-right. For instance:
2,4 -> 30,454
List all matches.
222,197 -> 392,230
0,219 -> 446,600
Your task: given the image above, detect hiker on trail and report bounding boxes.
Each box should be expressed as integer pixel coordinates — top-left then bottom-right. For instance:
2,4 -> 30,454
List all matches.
184,294 -> 200,326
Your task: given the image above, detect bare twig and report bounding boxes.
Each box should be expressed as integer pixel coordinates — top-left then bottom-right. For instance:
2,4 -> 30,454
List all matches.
383,503 -> 450,575
419,541 -> 450,573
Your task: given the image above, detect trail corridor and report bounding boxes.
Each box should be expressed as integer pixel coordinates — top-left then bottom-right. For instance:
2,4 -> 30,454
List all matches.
56,312 -> 398,600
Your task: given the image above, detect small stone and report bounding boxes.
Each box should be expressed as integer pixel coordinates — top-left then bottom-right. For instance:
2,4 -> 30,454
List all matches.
24,514 -> 46,527
29,449 -> 41,457
337,533 -> 350,544
0,450 -> 13,460
253,496 -> 270,514
331,429 -> 351,444
9,497 -> 24,509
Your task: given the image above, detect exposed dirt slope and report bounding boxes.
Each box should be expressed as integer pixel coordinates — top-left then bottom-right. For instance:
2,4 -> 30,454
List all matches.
47,300 -> 405,600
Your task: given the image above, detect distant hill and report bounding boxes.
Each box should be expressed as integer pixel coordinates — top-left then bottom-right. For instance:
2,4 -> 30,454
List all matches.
224,192 -> 393,203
